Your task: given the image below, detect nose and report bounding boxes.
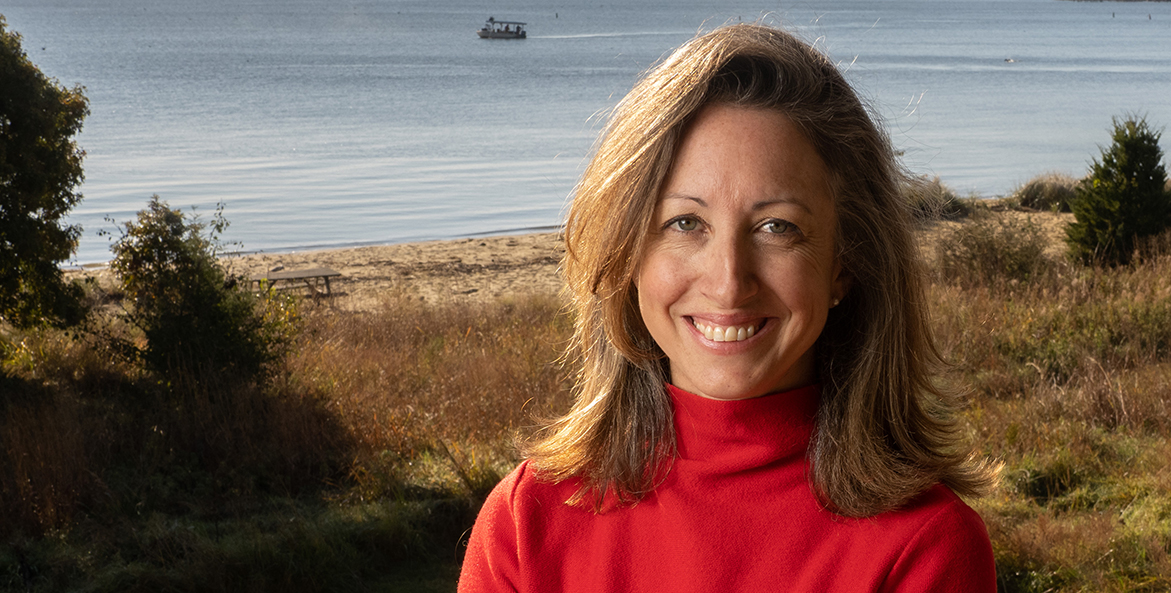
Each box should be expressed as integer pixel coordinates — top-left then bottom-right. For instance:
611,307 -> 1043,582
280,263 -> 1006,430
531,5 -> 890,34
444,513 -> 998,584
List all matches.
698,233 -> 758,307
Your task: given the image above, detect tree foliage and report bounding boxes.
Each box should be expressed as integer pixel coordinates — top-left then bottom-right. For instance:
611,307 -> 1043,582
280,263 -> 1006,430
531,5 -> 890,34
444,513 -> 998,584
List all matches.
0,16 -> 88,328
110,196 -> 295,381
1066,115 -> 1171,266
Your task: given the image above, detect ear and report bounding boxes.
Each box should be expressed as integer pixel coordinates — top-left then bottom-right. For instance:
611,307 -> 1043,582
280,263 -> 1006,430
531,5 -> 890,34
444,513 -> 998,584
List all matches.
830,257 -> 852,305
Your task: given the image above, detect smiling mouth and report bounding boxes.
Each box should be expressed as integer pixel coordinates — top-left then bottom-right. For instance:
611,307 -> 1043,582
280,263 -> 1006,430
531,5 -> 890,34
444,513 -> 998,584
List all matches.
691,319 -> 765,342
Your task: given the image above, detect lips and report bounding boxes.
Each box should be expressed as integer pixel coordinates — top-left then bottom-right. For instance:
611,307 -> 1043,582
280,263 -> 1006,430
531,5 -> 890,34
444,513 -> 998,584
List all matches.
690,318 -> 765,342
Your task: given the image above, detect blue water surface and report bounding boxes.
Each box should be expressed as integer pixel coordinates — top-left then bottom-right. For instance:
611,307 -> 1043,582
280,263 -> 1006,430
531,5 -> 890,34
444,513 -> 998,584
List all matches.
2,0 -> 1169,263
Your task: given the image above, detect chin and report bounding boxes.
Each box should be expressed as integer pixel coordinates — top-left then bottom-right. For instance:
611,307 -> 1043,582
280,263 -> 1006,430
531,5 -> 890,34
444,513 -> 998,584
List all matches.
683,378 -> 782,401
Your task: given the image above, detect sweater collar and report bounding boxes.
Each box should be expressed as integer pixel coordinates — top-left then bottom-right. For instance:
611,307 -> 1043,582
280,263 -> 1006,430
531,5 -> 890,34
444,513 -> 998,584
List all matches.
668,383 -> 820,470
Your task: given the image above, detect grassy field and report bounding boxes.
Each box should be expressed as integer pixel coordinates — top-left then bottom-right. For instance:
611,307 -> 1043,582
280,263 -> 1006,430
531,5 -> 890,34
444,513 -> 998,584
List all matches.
930,212 -> 1171,591
2,201 -> 1170,591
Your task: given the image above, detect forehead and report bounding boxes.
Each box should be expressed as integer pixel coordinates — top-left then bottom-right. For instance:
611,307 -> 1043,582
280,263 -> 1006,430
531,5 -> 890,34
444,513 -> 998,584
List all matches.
658,104 -> 835,216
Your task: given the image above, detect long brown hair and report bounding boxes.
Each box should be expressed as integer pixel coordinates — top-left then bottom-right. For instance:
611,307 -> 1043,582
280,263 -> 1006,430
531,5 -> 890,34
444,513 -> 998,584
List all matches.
525,23 -> 997,517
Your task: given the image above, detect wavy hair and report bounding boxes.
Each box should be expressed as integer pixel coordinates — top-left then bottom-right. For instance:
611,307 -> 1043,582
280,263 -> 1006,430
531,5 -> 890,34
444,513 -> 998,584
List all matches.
524,23 -> 997,517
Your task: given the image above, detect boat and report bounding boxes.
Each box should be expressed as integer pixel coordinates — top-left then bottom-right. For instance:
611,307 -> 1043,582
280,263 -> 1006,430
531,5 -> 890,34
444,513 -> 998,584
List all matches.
477,17 -> 527,39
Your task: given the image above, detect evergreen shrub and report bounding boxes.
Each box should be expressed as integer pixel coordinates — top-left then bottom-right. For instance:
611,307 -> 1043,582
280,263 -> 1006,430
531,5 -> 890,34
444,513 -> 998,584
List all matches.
1066,115 -> 1171,266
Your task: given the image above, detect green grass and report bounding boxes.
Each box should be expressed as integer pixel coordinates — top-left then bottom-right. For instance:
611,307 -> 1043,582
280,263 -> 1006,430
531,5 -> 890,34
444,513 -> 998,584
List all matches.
1,498 -> 468,592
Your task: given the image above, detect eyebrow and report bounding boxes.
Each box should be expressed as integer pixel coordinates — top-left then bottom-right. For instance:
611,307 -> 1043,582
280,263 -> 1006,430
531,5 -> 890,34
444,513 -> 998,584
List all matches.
659,194 -> 814,215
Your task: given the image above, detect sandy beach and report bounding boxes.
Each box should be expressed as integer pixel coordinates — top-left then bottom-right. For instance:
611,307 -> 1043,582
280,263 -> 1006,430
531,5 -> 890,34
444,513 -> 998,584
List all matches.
230,232 -> 565,310
72,210 -> 1073,312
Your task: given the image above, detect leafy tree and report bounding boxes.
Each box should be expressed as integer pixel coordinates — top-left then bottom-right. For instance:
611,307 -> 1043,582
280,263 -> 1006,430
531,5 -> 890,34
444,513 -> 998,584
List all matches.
110,196 -> 294,380
1066,115 -> 1171,266
0,16 -> 88,328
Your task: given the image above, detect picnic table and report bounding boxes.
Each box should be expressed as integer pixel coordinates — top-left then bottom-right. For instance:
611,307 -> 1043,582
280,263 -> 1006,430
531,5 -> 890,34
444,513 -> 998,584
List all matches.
250,267 -> 341,296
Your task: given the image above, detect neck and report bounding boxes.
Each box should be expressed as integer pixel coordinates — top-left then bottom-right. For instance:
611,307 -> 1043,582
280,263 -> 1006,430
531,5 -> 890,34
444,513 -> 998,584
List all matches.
669,383 -> 820,471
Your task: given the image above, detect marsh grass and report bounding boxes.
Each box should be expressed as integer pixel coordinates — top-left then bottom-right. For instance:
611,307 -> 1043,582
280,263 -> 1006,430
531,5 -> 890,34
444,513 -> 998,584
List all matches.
0,330 -> 125,537
1,291 -> 573,591
287,292 -> 573,504
4,212 -> 1171,591
905,175 -> 975,220
936,214 -> 1054,287
1010,172 -> 1079,213
933,252 -> 1171,387
0,498 -> 466,592
933,217 -> 1171,591
291,293 -> 571,458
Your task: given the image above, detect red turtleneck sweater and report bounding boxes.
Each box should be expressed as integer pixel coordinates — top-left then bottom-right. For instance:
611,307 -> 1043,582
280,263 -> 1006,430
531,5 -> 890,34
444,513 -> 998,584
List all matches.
459,384 -> 996,592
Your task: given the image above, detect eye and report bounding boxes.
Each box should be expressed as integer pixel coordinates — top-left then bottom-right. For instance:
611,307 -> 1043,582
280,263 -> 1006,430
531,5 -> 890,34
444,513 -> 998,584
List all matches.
760,219 -> 798,235
665,216 -> 700,232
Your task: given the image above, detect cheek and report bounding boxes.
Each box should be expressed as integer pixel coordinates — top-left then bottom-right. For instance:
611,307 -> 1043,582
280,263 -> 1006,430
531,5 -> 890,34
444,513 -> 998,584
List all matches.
762,259 -> 835,310
636,251 -> 690,315
635,255 -> 690,354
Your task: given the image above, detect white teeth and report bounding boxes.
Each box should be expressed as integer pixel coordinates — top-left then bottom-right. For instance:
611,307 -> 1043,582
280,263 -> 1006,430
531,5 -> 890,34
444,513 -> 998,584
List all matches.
693,320 -> 758,342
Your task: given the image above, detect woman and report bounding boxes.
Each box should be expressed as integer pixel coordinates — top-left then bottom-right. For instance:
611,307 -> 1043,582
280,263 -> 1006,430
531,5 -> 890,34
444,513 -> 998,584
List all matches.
460,23 -> 998,592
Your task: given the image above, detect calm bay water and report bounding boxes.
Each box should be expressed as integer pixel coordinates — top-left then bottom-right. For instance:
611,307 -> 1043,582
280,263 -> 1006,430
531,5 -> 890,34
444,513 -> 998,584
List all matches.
3,0 -> 1170,264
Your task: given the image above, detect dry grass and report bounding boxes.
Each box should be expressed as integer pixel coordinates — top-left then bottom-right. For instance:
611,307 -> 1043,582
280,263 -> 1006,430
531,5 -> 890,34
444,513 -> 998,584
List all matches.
3,209 -> 1171,591
284,292 -> 573,501
0,389 -> 93,535
933,247 -> 1171,389
904,175 -> 974,220
1,292 -> 574,590
0,331 -> 121,536
291,293 -> 571,454
935,214 -> 1053,287
0,327 -> 351,539
1009,171 -> 1079,212
932,219 -> 1171,592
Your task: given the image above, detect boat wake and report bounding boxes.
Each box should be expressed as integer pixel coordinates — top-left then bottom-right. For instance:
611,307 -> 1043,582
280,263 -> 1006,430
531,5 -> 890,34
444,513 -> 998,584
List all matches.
533,31 -> 688,40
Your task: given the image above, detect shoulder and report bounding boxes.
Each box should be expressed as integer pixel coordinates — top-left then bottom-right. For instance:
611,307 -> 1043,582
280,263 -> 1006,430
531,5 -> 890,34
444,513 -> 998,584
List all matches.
879,485 -> 996,593
478,459 -> 582,519
458,461 -> 582,593
458,463 -> 530,593
468,460 -> 549,541
482,460 -> 532,514
896,483 -> 988,531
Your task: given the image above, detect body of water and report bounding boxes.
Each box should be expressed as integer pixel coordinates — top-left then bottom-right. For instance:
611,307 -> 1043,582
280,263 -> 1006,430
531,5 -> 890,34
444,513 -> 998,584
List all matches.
3,0 -> 1170,263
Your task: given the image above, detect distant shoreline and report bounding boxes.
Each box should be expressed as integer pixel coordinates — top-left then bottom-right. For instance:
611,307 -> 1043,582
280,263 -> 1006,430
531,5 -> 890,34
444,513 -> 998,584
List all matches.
68,231 -> 568,311
68,210 -> 1077,312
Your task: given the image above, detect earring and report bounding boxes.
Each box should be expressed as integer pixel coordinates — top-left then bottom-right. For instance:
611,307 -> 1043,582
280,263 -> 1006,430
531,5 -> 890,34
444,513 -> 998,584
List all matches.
831,298 -> 840,308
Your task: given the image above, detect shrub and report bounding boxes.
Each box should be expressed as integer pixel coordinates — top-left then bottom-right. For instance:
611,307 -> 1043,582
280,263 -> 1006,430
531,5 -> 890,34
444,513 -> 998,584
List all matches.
1066,115 -> 1171,266
936,215 -> 1051,287
904,175 -> 972,220
1011,172 -> 1077,213
108,196 -> 296,381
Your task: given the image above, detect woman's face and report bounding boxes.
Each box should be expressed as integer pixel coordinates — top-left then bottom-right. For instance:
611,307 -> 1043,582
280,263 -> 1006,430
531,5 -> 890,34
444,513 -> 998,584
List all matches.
636,104 -> 848,401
